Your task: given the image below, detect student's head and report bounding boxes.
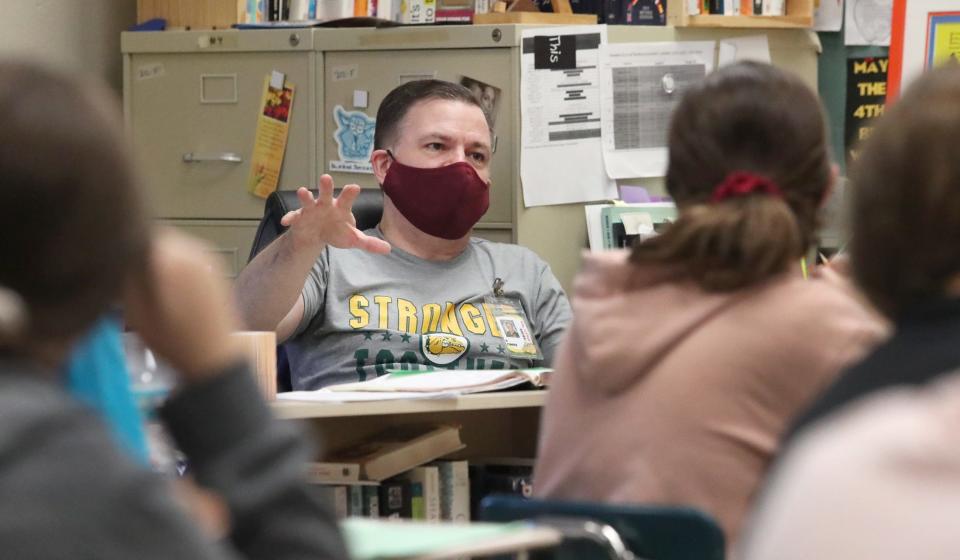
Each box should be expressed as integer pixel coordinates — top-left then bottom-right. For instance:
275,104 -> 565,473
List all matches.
631,61 -> 831,291
849,66 -> 960,318
0,62 -> 148,361
371,80 -> 494,241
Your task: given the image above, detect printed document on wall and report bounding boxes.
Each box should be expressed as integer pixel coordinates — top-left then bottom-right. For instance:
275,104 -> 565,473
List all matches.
599,41 -> 715,179
520,26 -> 617,207
844,0 -> 892,45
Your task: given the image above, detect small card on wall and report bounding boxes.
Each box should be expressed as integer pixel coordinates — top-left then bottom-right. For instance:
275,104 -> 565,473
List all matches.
248,73 -> 295,199
329,105 -> 375,174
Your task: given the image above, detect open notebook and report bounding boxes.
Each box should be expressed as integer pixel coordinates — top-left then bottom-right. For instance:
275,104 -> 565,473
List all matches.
329,368 -> 551,393
276,369 -> 551,403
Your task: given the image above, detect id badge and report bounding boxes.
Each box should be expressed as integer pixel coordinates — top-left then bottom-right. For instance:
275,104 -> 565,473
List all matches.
483,294 -> 543,361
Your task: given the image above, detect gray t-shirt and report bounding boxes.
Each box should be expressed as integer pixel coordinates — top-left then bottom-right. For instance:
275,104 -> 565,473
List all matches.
286,229 -> 572,390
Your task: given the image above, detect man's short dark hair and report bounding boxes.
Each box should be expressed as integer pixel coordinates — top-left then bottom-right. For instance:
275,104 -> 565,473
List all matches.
374,79 -> 491,150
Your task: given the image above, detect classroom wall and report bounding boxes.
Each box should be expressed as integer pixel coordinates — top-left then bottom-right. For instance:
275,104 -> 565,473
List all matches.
0,0 -> 137,91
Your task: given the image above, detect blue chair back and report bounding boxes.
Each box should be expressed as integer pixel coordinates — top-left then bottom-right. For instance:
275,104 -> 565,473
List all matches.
479,495 -> 724,560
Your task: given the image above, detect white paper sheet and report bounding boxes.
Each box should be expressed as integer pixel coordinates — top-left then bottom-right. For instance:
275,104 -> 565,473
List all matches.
584,203 -> 610,251
599,41 -> 715,180
520,26 -> 617,207
845,0 -> 893,46
717,35 -> 771,67
276,390 -> 458,402
814,0 -> 844,31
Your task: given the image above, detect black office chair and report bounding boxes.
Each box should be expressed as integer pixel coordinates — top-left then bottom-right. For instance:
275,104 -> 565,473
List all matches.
248,188 -> 384,263
479,495 -> 725,560
247,188 -> 384,392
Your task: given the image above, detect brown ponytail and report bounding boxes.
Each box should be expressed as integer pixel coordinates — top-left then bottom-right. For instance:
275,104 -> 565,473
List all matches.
630,61 -> 830,292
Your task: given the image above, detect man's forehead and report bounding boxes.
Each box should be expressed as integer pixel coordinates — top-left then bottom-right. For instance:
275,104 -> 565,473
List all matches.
398,98 -> 492,145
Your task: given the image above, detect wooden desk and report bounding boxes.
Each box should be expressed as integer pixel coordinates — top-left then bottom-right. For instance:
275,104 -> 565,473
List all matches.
271,391 -> 547,459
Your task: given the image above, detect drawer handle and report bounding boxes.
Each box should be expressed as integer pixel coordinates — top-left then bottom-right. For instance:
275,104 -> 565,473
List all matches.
182,152 -> 243,164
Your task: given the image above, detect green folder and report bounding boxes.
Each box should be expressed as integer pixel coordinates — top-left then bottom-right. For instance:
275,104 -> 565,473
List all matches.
342,517 -> 561,559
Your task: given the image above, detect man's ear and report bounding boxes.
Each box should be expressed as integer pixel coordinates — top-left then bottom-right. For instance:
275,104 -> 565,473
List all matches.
371,149 -> 391,185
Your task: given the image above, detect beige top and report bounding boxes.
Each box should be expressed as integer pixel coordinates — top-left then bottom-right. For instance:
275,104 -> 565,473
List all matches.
534,251 -> 887,553
741,371 -> 960,560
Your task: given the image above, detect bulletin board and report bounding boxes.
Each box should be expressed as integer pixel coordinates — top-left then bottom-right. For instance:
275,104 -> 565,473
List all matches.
816,30 -> 888,174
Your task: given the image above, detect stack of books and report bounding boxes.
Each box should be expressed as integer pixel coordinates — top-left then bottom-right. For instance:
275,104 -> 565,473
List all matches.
308,424 -> 535,521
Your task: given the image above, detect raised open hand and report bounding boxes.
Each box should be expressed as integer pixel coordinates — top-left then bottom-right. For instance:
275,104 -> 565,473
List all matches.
280,174 -> 391,254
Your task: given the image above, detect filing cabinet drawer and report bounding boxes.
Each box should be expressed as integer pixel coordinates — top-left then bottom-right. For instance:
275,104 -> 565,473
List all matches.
129,52 -> 312,220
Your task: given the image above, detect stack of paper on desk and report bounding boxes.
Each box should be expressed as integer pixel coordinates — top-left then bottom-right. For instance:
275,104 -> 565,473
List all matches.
275,369 -> 551,403
330,368 -> 551,393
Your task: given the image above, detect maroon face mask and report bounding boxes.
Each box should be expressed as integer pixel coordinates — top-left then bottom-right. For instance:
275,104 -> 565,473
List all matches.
381,152 -> 490,240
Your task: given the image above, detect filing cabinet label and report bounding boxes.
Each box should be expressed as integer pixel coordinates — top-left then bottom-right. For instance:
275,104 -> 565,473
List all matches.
332,65 -> 359,82
136,63 -> 166,81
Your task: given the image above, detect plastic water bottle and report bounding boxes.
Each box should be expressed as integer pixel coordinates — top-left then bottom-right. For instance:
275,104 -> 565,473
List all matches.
122,333 -> 183,475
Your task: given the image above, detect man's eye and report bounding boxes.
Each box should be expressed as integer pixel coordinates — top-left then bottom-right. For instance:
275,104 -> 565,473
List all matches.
426,142 -> 444,151
470,152 -> 488,163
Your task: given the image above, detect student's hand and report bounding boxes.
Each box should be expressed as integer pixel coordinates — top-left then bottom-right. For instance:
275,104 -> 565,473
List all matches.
281,175 -> 391,254
124,230 -> 244,383
814,253 -> 852,284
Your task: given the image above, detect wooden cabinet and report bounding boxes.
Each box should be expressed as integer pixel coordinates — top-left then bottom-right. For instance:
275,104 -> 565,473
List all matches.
272,391 -> 546,459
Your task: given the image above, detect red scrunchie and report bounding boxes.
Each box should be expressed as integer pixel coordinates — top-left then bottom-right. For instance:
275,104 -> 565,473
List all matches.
710,172 -> 783,203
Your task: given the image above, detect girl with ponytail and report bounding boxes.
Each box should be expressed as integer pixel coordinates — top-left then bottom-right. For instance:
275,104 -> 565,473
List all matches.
534,61 -> 887,554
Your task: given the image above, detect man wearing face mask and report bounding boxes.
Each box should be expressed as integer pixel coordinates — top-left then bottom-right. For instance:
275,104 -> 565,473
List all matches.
236,80 -> 572,390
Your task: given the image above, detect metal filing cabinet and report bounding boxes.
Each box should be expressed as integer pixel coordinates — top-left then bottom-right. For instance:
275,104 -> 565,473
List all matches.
123,25 -> 820,289
123,30 -> 316,277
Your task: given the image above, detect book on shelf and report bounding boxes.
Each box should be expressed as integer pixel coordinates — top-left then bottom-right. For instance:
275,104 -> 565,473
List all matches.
378,478 -> 413,519
310,485 -> 350,518
348,485 -> 364,517
306,461 -> 363,484
320,424 -> 465,482
435,459 -> 471,522
328,368 -> 552,395
362,486 -> 380,518
399,466 -> 441,521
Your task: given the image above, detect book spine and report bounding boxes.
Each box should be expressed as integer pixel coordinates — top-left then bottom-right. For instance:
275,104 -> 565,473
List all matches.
378,479 -> 412,519
348,485 -> 364,517
425,466 -> 441,521
740,0 -> 752,14
762,0 -> 783,14
410,481 -> 425,520
362,486 -> 380,518
437,460 -> 471,522
333,486 -> 348,519
309,485 -> 349,518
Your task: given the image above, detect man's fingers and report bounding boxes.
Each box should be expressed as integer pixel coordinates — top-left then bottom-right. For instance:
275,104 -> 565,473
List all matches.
336,184 -> 362,210
355,231 -> 391,255
317,174 -> 335,205
280,209 -> 301,227
295,186 -> 315,208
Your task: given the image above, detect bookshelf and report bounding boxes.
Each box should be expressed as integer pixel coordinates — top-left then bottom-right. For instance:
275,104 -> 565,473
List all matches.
272,390 -> 546,460
667,0 -> 814,28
